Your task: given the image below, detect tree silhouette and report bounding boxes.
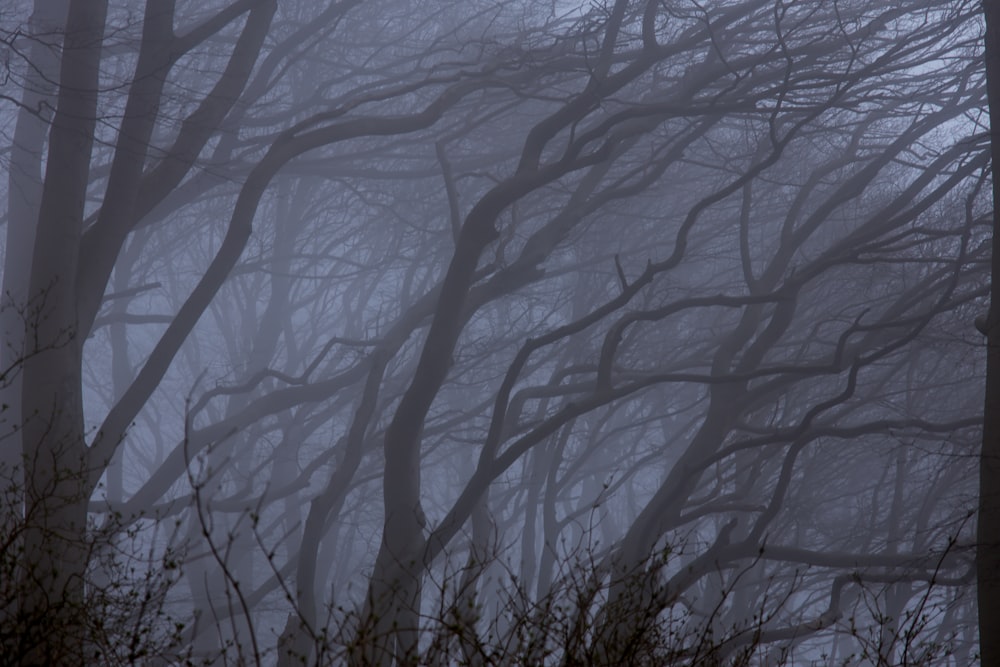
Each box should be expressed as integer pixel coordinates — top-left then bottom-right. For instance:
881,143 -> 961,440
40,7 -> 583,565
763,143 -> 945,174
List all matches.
0,0 -> 988,664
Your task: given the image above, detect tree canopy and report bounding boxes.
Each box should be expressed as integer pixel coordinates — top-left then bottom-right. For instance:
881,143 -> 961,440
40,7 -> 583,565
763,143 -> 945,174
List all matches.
0,0 -> 990,664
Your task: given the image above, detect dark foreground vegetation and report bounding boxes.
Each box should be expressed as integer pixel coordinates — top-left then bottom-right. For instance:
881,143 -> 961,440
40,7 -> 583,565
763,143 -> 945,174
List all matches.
0,0 -> 994,664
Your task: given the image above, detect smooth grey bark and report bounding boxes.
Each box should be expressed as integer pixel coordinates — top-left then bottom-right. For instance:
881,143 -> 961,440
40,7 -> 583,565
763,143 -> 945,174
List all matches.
0,0 -> 66,493
0,1 -> 66,656
18,0 -> 107,663
358,201 -> 503,665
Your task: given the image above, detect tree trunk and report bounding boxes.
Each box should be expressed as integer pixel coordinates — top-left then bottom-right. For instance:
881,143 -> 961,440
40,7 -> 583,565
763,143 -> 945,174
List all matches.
0,0 -> 66,502
0,4 -> 65,653
356,200 -> 502,665
18,0 -> 107,662
981,2 -> 1000,663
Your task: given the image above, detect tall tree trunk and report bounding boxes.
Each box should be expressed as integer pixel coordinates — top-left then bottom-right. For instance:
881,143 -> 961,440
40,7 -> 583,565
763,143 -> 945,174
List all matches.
0,0 -> 67,501
980,1 -> 1000,663
18,0 -> 107,662
0,4 -> 65,653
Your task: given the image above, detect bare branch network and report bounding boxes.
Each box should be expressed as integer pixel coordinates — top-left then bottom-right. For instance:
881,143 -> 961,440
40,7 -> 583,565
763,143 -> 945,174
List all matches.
0,0 -> 990,665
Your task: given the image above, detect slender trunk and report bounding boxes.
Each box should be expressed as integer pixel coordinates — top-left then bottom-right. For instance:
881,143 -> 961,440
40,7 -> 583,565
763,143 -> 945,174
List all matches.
357,200 -> 502,665
518,448 -> 544,594
0,4 -> 65,653
981,2 -> 1000,663
0,0 -> 67,498
279,352 -> 387,667
106,233 -> 146,504
536,428 -> 568,601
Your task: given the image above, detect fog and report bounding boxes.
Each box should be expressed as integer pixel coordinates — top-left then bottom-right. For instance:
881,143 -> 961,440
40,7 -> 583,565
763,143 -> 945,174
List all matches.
0,0 -> 990,664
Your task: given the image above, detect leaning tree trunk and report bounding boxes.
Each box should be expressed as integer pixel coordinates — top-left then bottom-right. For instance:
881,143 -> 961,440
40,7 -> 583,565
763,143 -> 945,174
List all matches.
355,194 -> 504,667
981,1 -> 1000,664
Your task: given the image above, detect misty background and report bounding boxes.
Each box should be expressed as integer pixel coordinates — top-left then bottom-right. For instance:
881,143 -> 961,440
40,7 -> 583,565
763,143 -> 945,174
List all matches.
0,0 -> 989,664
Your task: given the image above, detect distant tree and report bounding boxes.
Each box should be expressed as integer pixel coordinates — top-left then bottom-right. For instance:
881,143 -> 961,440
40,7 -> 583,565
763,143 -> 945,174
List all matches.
0,0 -> 988,665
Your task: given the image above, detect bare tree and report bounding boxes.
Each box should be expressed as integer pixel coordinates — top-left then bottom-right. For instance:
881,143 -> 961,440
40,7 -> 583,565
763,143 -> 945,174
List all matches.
0,0 -> 988,665
981,1 -> 1000,664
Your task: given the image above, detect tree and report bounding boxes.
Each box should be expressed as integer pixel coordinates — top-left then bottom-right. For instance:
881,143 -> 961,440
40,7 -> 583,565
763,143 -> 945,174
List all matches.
0,0 -> 988,664
982,1 -> 1000,664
